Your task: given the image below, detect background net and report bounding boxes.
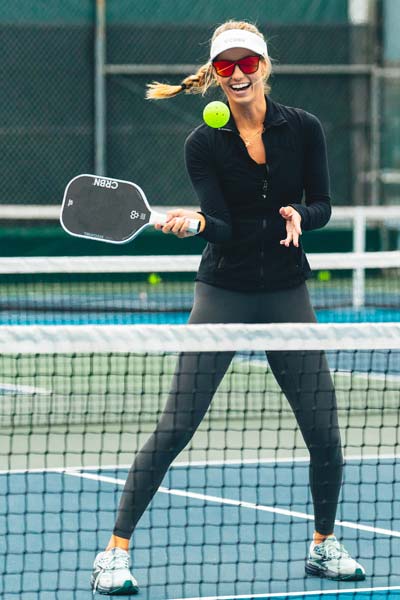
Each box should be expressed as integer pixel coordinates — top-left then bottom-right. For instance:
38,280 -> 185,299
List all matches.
0,252 -> 399,325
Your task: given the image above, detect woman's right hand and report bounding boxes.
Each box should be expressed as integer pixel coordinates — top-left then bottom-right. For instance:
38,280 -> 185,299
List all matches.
154,209 -> 205,238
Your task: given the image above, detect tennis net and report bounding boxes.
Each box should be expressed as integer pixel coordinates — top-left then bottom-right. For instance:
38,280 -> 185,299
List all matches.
1,251 -> 400,325
1,322 -> 400,598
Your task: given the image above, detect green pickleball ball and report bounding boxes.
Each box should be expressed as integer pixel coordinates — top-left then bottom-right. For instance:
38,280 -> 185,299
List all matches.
203,101 -> 230,128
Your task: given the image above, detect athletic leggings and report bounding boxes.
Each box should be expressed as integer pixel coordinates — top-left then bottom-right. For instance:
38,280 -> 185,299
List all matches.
113,281 -> 343,538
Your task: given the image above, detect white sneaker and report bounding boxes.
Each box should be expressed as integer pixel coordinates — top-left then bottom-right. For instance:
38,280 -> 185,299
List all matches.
90,547 -> 139,595
305,535 -> 366,581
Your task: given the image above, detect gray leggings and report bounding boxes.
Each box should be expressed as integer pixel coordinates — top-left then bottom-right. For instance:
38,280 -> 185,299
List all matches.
113,281 -> 343,538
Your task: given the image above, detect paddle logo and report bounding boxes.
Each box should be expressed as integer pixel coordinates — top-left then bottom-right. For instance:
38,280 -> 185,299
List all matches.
93,177 -> 118,189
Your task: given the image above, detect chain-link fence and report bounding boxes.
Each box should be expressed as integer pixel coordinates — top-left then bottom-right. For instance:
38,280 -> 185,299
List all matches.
0,17 -> 93,206
0,1 -> 399,208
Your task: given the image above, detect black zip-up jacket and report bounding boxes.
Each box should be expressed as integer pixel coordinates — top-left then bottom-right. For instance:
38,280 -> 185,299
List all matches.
184,96 -> 331,291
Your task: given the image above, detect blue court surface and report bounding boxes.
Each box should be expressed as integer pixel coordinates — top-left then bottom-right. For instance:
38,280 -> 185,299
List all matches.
0,308 -> 399,325
1,456 -> 400,600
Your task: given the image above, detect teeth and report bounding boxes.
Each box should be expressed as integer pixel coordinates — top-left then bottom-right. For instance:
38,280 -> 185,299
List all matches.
231,83 -> 249,90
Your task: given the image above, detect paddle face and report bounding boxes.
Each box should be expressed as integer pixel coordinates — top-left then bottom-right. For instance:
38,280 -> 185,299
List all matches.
60,174 -> 151,244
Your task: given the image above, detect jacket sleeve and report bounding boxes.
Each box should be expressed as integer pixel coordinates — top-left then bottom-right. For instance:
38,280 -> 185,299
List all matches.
184,129 -> 232,243
290,113 -> 332,231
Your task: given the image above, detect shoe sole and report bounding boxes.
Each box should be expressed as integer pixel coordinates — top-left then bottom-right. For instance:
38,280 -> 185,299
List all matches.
90,578 -> 139,596
305,562 -> 366,582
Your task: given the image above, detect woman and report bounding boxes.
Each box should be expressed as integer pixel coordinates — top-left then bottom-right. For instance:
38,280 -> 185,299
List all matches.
91,21 -> 365,595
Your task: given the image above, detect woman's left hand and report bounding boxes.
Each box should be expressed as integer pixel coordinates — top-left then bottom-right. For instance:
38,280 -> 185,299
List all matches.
279,206 -> 302,248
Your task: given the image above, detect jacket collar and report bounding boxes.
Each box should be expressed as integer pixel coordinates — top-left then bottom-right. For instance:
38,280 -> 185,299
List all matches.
220,96 -> 287,133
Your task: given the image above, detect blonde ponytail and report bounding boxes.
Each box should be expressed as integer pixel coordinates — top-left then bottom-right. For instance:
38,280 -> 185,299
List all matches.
146,63 -> 215,100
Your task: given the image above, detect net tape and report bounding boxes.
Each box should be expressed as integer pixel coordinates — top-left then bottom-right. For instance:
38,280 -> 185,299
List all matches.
1,322 -> 400,353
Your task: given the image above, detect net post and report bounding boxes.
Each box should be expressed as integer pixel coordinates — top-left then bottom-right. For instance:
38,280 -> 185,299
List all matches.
94,0 -> 106,176
353,207 -> 366,308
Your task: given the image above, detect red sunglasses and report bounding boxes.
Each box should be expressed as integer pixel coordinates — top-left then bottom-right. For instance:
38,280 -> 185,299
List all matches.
212,55 -> 261,78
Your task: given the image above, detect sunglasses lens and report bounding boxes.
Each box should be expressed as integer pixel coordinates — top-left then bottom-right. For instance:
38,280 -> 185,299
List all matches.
239,56 -> 260,74
213,61 -> 235,77
213,56 -> 260,77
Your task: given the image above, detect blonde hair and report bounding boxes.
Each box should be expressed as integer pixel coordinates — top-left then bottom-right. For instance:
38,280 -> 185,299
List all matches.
146,20 -> 272,100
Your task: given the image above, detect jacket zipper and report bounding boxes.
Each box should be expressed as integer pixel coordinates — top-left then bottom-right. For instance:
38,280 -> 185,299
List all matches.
260,218 -> 267,283
260,164 -> 269,283
262,164 -> 269,200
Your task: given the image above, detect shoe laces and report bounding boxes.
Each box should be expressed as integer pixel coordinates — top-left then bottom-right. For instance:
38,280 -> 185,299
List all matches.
98,548 -> 129,570
318,537 -> 349,560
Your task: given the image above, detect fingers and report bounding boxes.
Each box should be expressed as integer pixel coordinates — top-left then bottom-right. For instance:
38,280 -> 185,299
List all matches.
279,206 -> 302,247
157,216 -> 192,238
282,230 -> 299,247
170,217 -> 190,236
155,209 -> 202,237
280,230 -> 295,247
280,225 -> 301,247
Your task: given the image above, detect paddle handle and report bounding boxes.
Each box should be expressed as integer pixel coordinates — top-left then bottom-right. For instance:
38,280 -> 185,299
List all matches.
150,211 -> 201,235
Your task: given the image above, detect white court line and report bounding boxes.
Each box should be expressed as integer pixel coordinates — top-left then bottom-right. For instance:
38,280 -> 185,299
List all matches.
0,466 -> 68,475
2,452 -> 400,475
135,453 -> 400,469
236,355 -> 400,375
0,382 -> 51,395
335,370 -> 400,383
67,471 -> 400,538
168,585 -> 400,600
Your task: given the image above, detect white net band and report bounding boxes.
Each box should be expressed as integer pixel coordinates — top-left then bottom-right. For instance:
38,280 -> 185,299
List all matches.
1,322 -> 400,354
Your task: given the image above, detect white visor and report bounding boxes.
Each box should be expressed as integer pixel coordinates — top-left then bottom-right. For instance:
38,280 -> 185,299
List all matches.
210,29 -> 268,61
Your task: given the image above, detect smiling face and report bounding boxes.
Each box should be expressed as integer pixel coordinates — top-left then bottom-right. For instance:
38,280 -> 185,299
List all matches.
213,47 -> 267,108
